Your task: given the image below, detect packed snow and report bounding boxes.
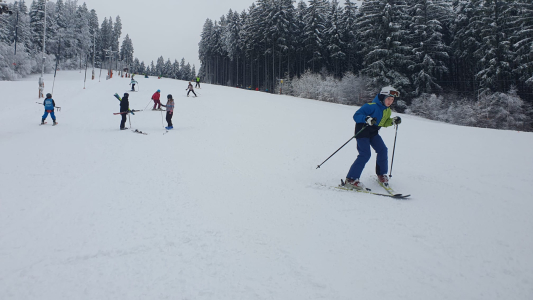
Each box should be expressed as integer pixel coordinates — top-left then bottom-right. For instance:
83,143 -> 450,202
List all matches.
1,70 -> 532,300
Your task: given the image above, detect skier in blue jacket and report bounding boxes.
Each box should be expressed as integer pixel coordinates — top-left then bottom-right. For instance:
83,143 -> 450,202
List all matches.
41,93 -> 57,125
345,86 -> 402,190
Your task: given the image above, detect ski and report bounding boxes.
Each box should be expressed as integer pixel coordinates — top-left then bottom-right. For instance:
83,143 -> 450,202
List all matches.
113,109 -> 142,115
337,179 -> 409,199
39,122 -> 47,126
52,122 -> 58,126
131,129 -> 147,135
376,179 -> 410,198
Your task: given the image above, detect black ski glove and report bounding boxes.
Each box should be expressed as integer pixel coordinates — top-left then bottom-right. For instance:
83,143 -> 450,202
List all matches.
393,116 -> 402,125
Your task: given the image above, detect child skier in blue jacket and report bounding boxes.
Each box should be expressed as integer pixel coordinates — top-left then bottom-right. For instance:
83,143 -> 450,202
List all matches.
41,93 -> 57,125
345,86 -> 402,190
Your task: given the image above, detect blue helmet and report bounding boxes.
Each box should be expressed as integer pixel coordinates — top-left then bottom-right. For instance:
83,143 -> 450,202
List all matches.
157,89 -> 160,93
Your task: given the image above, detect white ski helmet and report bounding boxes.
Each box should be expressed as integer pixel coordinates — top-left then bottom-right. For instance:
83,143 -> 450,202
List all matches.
380,86 -> 400,98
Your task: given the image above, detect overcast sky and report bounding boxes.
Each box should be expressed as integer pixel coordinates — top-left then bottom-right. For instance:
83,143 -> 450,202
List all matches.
83,0 -> 257,70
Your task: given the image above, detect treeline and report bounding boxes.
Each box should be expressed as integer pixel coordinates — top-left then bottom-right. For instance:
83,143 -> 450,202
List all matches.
133,56 -> 196,80
198,0 -> 533,104
0,0 -> 194,80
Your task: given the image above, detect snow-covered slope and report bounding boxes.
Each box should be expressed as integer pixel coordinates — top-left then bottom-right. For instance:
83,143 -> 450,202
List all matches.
1,71 -> 532,300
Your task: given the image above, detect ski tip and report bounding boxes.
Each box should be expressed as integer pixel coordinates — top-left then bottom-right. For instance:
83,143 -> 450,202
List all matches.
392,194 -> 410,199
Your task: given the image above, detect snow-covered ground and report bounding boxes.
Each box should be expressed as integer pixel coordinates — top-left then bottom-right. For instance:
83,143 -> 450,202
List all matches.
1,70 -> 532,300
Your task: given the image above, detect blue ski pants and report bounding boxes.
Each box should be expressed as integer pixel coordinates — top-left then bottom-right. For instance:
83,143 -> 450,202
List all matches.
42,110 -> 56,121
346,134 -> 388,180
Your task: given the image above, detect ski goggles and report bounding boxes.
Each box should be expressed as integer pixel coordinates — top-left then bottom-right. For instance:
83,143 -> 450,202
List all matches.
382,90 -> 400,97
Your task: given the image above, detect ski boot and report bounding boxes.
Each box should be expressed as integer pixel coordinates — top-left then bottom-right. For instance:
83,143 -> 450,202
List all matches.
377,174 -> 389,184
344,178 -> 365,190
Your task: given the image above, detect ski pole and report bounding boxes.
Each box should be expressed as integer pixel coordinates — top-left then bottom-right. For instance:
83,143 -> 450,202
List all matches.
143,98 -> 153,110
316,125 -> 368,169
36,102 -> 60,112
389,124 -> 399,177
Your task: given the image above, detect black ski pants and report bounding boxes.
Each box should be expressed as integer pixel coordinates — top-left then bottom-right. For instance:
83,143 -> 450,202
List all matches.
187,90 -> 197,97
120,113 -> 127,129
166,111 -> 173,127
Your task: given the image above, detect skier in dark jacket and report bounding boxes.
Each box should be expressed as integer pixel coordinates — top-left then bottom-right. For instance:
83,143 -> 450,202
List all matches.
344,86 -> 402,190
120,93 -> 130,130
41,93 -> 57,125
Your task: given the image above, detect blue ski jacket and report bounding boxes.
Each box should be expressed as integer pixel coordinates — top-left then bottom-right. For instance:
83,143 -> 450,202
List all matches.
43,98 -> 55,111
353,95 -> 394,138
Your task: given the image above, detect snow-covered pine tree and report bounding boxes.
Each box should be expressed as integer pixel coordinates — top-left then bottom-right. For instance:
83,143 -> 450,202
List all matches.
510,0 -> 533,94
29,0 -> 46,54
120,34 -> 134,70
450,0 -> 483,95
163,58 -> 172,78
182,62 -> 192,81
171,59 -> 179,79
340,0 -> 359,74
222,9 -> 239,86
474,0 -> 514,94
294,0 -> 307,75
199,18 -> 214,83
75,3 -> 91,67
98,17 -> 111,63
0,2 -> 12,44
155,56 -> 164,77
303,0 -> 328,72
149,60 -> 155,75
408,0 -> 452,96
355,0 -> 413,95
179,57 -> 186,80
5,1 -> 32,54
326,0 -> 346,78
112,15 -> 121,53
88,9 -> 99,67
241,3 -> 260,87
139,60 -> 146,74
268,0 -> 296,89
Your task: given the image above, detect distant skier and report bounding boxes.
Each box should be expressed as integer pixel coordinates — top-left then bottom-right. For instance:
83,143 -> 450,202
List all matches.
152,89 -> 161,110
344,86 -> 402,190
160,94 -> 175,130
120,93 -> 130,130
195,76 -> 201,88
41,93 -> 57,125
130,78 -> 138,91
186,82 -> 197,97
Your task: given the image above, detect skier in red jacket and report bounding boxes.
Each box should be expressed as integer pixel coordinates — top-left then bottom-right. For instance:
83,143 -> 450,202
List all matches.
152,89 -> 161,110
